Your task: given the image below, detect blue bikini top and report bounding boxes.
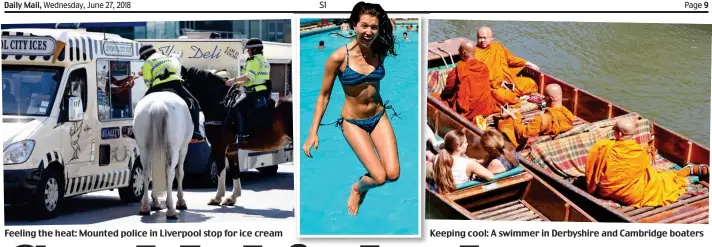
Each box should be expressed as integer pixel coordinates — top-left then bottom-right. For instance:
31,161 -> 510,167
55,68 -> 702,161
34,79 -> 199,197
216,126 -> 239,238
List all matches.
338,44 -> 385,86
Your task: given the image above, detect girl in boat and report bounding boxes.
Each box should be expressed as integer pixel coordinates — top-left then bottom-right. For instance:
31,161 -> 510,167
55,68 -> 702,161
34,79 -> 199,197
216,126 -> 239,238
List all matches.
302,1 -> 400,216
480,129 -> 522,173
433,129 -> 496,194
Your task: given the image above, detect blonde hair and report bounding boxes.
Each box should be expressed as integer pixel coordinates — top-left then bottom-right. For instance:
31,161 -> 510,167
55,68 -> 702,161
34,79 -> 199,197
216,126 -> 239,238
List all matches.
433,128 -> 467,194
480,129 -> 519,167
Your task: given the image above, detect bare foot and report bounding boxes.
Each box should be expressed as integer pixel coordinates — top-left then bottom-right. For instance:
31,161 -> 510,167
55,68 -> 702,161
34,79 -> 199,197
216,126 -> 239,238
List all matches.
347,183 -> 367,215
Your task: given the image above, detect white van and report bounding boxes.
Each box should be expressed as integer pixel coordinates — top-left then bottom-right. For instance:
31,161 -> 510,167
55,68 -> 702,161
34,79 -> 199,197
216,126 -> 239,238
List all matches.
137,38 -> 293,181
3,29 -> 146,218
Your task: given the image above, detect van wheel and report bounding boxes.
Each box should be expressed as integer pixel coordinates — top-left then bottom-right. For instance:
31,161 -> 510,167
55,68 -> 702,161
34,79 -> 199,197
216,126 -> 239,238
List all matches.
119,162 -> 144,203
31,167 -> 63,219
257,165 -> 278,176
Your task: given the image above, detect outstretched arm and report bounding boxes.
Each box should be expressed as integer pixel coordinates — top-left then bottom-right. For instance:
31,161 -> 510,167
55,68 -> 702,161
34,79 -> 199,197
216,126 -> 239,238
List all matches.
309,50 -> 342,135
227,59 -> 258,86
467,159 -> 495,181
302,48 -> 345,158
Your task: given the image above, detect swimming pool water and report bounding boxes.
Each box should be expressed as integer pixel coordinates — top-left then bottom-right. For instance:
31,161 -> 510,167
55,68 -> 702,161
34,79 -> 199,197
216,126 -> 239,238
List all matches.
299,23 -> 420,236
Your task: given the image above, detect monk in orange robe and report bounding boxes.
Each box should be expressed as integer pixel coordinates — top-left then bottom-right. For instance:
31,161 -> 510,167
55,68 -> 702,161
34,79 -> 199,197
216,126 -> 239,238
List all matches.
496,84 -> 574,149
441,40 -> 500,121
475,26 -> 539,98
585,118 -> 708,208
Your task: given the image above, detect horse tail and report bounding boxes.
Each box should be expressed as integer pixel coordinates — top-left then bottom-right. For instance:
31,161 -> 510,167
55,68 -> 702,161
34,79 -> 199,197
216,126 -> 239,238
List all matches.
148,102 -> 169,197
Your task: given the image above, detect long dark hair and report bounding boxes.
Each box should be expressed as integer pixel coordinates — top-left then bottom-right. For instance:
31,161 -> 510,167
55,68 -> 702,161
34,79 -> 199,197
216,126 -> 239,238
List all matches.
349,1 -> 397,59
481,129 -> 519,168
433,128 -> 467,194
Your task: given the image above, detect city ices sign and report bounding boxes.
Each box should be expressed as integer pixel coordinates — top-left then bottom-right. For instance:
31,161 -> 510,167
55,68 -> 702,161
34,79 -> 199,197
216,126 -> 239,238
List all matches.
1,35 -> 56,56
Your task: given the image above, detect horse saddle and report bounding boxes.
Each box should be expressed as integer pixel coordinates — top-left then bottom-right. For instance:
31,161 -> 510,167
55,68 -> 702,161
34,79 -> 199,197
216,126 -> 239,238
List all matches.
247,96 -> 276,131
229,94 -> 275,136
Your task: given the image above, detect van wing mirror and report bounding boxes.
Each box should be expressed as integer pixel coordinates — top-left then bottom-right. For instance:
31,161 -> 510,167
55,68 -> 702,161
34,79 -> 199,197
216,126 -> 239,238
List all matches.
68,96 -> 84,121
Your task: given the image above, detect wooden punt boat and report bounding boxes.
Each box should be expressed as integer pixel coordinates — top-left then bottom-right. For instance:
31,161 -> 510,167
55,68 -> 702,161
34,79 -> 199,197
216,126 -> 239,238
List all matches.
426,97 -> 596,222
426,37 -> 709,224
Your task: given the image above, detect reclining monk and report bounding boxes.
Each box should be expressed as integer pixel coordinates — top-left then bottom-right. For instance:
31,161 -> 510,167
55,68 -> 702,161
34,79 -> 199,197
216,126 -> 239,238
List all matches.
497,83 -> 574,149
475,26 -> 539,103
440,40 -> 500,121
585,118 -> 709,208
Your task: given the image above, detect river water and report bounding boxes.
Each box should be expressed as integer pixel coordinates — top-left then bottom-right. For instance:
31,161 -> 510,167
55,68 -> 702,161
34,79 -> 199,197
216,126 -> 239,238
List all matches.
429,20 -> 711,147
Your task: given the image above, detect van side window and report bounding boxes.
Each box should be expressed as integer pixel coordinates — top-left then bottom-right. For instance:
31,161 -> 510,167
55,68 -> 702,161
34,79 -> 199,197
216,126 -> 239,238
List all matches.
66,68 -> 88,112
97,60 -> 135,121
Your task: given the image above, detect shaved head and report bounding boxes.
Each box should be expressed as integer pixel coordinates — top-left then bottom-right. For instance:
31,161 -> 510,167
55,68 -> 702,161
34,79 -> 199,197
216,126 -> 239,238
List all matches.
545,84 -> 563,101
476,26 -> 494,48
459,40 -> 476,60
477,26 -> 492,36
614,118 -> 638,140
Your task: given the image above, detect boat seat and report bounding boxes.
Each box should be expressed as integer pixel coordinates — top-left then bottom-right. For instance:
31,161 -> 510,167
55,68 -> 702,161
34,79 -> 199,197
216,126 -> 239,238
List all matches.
526,114 -> 707,210
526,113 -> 672,179
456,165 -> 525,190
426,165 -> 526,192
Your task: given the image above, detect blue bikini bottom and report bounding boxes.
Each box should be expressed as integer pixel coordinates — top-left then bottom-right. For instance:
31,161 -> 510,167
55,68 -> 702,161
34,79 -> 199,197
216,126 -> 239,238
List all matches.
321,101 -> 400,134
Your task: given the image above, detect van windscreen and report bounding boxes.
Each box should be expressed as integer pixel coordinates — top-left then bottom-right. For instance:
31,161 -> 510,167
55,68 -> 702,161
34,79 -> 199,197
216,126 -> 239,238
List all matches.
2,65 -> 64,117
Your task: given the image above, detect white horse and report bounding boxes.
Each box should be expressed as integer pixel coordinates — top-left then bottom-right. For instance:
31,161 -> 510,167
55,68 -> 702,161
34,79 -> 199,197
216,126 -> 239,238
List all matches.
133,55 -> 193,219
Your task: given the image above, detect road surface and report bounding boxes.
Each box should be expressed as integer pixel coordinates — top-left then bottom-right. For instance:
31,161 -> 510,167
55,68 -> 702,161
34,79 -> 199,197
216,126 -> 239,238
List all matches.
4,164 -> 294,225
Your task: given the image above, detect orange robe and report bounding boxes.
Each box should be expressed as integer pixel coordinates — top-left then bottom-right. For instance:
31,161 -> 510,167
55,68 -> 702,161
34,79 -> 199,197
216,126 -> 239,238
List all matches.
441,59 -> 500,121
497,106 -> 574,148
475,41 -> 538,96
585,139 -> 687,208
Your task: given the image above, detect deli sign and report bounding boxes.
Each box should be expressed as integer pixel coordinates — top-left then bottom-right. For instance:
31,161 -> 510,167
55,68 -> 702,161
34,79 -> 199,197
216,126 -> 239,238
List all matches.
1,36 -> 56,56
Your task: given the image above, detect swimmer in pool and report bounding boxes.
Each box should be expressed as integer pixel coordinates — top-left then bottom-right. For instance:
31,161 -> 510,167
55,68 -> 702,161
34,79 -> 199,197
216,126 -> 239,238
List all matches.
340,22 -> 350,31
403,32 -> 409,42
303,1 -> 400,216
318,40 -> 325,49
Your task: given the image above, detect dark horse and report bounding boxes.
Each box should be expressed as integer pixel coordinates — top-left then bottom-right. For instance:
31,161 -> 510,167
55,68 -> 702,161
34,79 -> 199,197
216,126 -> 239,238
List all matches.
180,66 -> 293,206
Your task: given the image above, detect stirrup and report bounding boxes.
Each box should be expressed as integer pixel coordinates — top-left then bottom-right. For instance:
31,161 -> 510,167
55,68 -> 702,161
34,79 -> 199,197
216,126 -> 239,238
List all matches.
236,134 -> 249,144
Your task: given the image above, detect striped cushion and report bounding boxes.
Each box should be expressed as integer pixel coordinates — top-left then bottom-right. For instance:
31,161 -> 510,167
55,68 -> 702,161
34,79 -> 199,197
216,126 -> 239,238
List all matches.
428,69 -> 452,94
527,114 -> 662,179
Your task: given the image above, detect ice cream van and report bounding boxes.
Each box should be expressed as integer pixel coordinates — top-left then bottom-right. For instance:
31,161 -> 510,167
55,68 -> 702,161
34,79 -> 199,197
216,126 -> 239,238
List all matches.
2,29 -> 146,218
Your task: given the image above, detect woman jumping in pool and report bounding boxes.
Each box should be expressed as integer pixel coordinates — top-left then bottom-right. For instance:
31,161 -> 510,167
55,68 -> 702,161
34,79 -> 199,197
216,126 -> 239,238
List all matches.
302,1 -> 399,216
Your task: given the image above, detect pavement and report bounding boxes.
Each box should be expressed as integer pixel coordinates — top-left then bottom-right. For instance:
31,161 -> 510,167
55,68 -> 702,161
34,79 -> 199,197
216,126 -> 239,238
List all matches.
4,164 -> 294,225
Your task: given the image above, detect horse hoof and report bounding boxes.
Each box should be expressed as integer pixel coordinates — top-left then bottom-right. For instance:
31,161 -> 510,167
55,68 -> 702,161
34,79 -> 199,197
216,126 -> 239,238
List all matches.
207,199 -> 221,206
166,214 -> 178,220
139,210 -> 151,216
151,206 -> 163,211
177,204 -> 188,210
221,199 -> 235,206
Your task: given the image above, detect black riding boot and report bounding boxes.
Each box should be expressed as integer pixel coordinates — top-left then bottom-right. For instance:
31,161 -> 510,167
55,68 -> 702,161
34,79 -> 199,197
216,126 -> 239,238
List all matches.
188,100 -> 204,141
235,109 -> 249,144
174,83 -> 204,141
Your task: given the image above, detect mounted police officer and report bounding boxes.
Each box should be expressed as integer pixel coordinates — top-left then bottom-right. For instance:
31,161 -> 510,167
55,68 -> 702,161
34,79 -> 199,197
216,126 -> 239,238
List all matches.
139,44 -> 204,141
224,38 -> 272,144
